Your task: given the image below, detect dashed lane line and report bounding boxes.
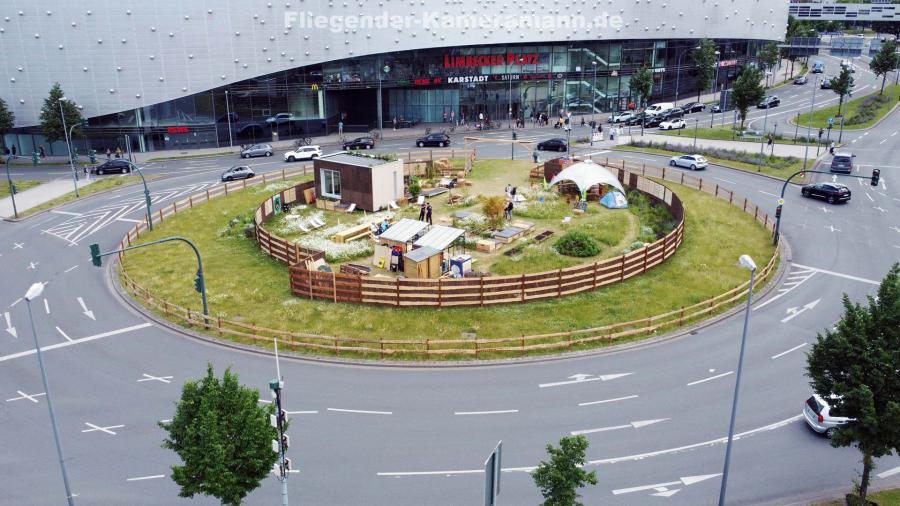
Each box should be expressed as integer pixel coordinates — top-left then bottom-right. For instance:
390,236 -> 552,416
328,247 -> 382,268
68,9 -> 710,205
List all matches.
771,343 -> 808,359
687,371 -> 733,386
454,410 -> 519,416
327,407 -> 393,415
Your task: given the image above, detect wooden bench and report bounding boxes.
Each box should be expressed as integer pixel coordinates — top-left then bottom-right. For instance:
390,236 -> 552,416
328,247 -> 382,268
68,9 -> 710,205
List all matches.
529,165 -> 544,180
332,223 -> 373,244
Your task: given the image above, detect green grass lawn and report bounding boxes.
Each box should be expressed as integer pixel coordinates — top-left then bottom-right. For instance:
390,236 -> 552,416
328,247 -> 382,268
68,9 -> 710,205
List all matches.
815,488 -> 900,506
19,175 -> 159,218
796,84 -> 900,131
0,179 -> 41,199
120,161 -> 775,358
616,145 -> 811,183
657,126 -> 815,146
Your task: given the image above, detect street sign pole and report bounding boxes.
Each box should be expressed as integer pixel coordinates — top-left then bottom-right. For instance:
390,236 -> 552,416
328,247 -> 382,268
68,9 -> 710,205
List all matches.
484,441 -> 502,506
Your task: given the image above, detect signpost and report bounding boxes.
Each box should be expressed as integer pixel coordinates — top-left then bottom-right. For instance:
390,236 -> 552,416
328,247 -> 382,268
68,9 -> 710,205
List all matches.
484,441 -> 502,506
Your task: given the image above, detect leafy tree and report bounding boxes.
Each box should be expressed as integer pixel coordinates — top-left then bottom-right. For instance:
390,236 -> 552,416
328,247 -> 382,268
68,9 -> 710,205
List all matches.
159,364 -> 280,506
628,66 -> 654,108
532,435 -> 598,506
731,66 -> 766,132
0,98 -> 15,139
481,195 -> 507,229
869,40 -> 898,94
872,21 -> 900,40
691,39 -> 718,101
831,66 -> 855,117
758,42 -> 780,86
39,83 -> 83,145
806,263 -> 900,504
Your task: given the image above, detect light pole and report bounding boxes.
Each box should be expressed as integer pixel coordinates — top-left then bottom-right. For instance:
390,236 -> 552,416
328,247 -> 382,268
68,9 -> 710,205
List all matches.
802,75 -> 820,171
591,61 -> 598,126
58,98 -> 79,197
717,254 -> 757,506
124,161 -> 155,231
5,154 -> 20,218
24,282 -> 76,506
224,90 -> 234,147
772,122 -> 778,156
674,45 -> 701,106
711,50 -> 721,128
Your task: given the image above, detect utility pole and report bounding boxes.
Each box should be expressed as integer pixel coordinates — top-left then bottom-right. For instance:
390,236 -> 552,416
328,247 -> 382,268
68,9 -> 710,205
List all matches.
224,90 -> 234,147
59,98 -> 79,197
5,155 -> 20,218
802,76 -> 819,171
270,339 -> 291,506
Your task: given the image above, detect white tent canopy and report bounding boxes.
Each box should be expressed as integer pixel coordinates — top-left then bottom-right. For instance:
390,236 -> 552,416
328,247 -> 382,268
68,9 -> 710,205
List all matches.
548,160 -> 626,194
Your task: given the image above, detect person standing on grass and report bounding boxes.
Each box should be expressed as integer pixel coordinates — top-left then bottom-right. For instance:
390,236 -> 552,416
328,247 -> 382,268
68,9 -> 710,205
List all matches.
418,202 -> 426,221
426,203 -> 433,225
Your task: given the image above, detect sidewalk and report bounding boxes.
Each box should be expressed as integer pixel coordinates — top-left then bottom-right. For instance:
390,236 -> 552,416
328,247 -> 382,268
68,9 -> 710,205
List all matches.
629,131 -> 813,158
0,177 -> 94,218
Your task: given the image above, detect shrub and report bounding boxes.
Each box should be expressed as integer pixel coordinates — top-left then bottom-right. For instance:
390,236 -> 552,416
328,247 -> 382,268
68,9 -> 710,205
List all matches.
554,231 -> 601,257
457,213 -> 489,234
481,195 -> 507,229
408,178 -> 421,197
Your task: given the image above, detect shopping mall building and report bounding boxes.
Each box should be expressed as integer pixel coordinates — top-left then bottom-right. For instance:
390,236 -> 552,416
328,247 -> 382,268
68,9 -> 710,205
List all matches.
0,1 -> 789,154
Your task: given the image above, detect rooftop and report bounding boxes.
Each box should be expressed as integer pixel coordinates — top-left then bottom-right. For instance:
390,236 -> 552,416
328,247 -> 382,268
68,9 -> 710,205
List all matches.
317,152 -> 397,168
379,218 -> 429,244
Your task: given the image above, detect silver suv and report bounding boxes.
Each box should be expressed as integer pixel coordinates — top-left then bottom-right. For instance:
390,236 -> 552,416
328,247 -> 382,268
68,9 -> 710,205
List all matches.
240,144 -> 273,159
803,394 -> 850,438
830,152 -> 854,174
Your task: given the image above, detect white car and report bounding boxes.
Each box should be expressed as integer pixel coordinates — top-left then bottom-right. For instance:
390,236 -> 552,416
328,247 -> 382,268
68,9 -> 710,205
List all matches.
266,113 -> 297,125
609,111 -> 635,123
804,394 -> 851,439
668,154 -> 708,170
284,145 -> 322,162
659,119 -> 686,130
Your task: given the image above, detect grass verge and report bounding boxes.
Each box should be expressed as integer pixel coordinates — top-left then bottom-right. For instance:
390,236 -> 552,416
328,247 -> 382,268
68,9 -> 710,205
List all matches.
815,488 -> 900,506
796,84 -> 900,131
656,126 -> 815,146
120,164 -> 775,359
0,179 -> 41,199
18,175 -> 159,218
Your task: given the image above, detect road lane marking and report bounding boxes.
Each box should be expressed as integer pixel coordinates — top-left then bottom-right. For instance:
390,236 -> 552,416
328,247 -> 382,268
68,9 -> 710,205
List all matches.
285,410 -> 318,415
612,473 -> 721,496
538,372 -> 632,388
578,394 -> 639,407
43,299 -> 50,314
327,407 -> 392,415
454,410 -> 519,416
54,326 -> 72,342
571,418 -> 668,436
0,323 -> 152,363
6,390 -> 45,403
82,422 -> 124,435
8,298 -> 22,308
771,342 -> 808,359
687,371 -> 733,386
137,374 -> 173,383
713,177 -> 737,185
126,475 -> 165,482
758,190 -> 779,198
877,465 -> 900,479
791,263 -> 880,286
865,192 -> 874,202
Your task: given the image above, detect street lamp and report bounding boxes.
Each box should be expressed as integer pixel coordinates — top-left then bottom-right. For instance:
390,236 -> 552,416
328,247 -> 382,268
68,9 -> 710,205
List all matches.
24,282 -> 77,506
58,97 -> 80,197
802,75 -> 820,171
717,254 -> 758,506
711,50 -> 721,128
674,45 -> 701,106
224,90 -> 234,148
5,154 -> 21,218
591,60 -> 598,127
123,161 -> 155,231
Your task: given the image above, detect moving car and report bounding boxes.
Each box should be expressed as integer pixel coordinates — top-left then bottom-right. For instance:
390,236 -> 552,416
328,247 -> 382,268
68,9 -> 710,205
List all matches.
645,102 -> 676,116
415,133 -> 450,147
811,61 -> 825,74
803,394 -> 851,439
91,159 -> 132,175
343,137 -> 375,150
711,104 -> 724,113
609,111 -> 636,123
659,118 -> 686,130
643,115 -> 664,128
820,77 -> 833,90
239,144 -> 273,158
283,145 -> 322,161
757,96 -> 781,109
536,138 -> 568,152
668,154 -> 708,170
830,152 -> 855,173
662,107 -> 684,120
265,113 -> 296,125
793,75 -> 808,85
681,102 -> 706,113
221,165 -> 255,182
801,182 -> 851,204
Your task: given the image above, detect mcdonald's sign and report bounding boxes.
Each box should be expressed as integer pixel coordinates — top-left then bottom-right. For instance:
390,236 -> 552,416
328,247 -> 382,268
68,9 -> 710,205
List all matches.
311,83 -> 319,91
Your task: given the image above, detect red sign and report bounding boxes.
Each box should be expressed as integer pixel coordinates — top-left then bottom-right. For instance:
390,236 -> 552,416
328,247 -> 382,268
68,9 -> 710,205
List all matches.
413,77 -> 444,86
444,53 -> 539,69
167,126 -> 190,134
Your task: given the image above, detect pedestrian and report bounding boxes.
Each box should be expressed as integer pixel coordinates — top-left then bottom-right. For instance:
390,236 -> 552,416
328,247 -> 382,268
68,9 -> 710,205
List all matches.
106,148 -> 112,160
829,141 -> 835,154
450,111 -> 455,125
115,147 -> 122,158
83,165 -> 88,177
338,120 -> 344,136
443,111 -> 447,123
479,112 -> 484,123
505,200 -> 513,220
581,117 -> 586,127
532,148 -> 539,163
10,145 -> 16,156
393,117 -> 398,130
426,203 -> 433,225
510,186 -> 517,199
418,202 -> 426,221
505,184 -> 512,198
38,145 -> 45,158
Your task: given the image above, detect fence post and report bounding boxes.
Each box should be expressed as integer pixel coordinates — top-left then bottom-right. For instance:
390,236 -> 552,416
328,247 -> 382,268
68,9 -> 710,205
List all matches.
217,317 -> 222,336
754,206 -> 759,220
262,172 -> 268,184
224,184 -> 228,196
699,178 -> 703,191
480,277 -> 485,306
308,269 -> 313,299
520,274 -> 525,302
662,166 -> 666,179
557,269 -> 562,297
729,191 -> 733,204
282,168 -> 286,180
681,173 -> 684,184
715,184 -> 719,197
173,201 -> 177,213
332,272 -> 337,302
189,196 -> 194,208
206,189 -> 211,201
643,245 -> 649,272
396,279 -> 400,307
620,255 -> 626,281
438,278 -> 443,308
593,261 -> 599,289
679,306 -> 685,325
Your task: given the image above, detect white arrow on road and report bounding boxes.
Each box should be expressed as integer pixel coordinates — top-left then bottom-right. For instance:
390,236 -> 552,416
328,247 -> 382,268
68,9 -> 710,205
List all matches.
819,206 -> 832,214
571,418 -> 668,436
76,297 -> 95,320
874,206 -> 887,213
781,299 -> 821,323
825,225 -> 842,233
612,473 -> 721,496
4,312 -> 16,338
539,372 -> 632,388
831,174 -> 838,182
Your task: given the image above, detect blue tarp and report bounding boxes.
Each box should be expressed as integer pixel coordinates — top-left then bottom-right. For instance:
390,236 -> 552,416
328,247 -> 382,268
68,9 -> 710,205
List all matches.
600,191 -> 628,209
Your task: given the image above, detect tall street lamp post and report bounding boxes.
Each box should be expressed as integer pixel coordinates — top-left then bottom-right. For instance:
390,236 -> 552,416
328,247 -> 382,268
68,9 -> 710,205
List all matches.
591,61 -> 598,127
59,98 -> 79,197
802,75 -> 820,171
674,45 -> 701,106
224,90 -> 234,148
5,154 -> 20,218
711,50 -> 721,128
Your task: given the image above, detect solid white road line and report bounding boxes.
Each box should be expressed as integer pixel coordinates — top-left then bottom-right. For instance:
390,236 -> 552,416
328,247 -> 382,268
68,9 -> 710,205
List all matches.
54,326 -> 73,342
43,299 -> 50,314
0,323 -> 152,363
126,475 -> 165,482
771,342 -> 808,359
791,263 -> 880,286
578,394 -> 639,407
454,410 -> 519,416
877,465 -> 900,479
285,410 -> 319,415
327,407 -> 393,415
687,371 -> 733,386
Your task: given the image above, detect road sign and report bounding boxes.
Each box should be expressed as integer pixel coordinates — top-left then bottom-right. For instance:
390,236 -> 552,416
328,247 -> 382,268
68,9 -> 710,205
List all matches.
828,116 -> 834,125
777,198 -> 785,205
484,441 -> 502,506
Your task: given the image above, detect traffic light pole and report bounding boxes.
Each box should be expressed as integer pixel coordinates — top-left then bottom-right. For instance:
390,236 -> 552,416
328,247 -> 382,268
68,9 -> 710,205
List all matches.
89,237 -> 208,316
125,161 -> 154,231
773,168 -> 880,245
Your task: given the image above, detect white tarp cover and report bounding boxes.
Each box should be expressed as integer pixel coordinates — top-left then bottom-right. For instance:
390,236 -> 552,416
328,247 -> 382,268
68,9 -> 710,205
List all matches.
548,160 -> 626,194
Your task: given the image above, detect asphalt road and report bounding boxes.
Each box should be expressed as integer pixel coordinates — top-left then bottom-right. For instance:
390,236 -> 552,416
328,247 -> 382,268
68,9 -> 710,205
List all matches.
1,80 -> 899,505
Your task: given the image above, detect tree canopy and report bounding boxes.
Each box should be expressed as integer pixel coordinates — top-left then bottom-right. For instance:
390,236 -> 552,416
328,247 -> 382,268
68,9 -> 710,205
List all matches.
39,83 -> 84,145
731,66 -> 766,131
532,435 -> 598,506
0,98 -> 15,138
869,40 -> 898,94
691,39 -> 718,101
831,66 -> 855,117
628,66 -> 654,108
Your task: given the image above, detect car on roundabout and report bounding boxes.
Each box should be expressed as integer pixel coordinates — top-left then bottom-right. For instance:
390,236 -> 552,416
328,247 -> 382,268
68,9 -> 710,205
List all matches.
537,138 -> 568,152
415,133 -> 450,148
801,182 -> 851,204
803,394 -> 851,439
609,111 -> 636,123
794,75 -> 808,85
283,145 -> 322,162
668,154 -> 708,170
343,137 -> 375,150
681,102 -> 706,113
757,96 -> 781,109
221,165 -> 255,182
659,118 -> 686,130
91,159 -> 133,175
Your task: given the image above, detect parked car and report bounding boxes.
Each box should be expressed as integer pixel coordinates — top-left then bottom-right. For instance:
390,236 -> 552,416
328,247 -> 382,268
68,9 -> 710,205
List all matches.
801,182 -> 851,204
830,152 -> 855,174
757,96 -> 781,109
240,144 -> 273,158
283,145 -> 322,162
803,394 -> 851,439
91,159 -> 132,175
397,118 -> 420,128
343,137 -> 375,150
668,154 -> 708,170
536,138 -> 568,152
221,165 -> 255,182
681,102 -> 706,113
659,119 -> 686,130
415,133 -> 450,147
609,111 -> 635,123
265,113 -> 296,125
643,115 -> 664,128
794,75 -> 809,85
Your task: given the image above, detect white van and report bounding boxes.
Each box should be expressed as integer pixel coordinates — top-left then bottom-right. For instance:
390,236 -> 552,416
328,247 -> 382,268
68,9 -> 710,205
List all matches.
645,102 -> 675,116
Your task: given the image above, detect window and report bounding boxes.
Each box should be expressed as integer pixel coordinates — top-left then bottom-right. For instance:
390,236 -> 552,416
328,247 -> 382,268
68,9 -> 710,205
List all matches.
321,169 -> 341,198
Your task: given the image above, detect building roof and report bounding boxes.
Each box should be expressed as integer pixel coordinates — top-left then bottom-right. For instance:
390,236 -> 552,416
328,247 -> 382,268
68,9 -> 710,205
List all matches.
318,153 -> 396,168
379,218 -> 428,243
414,225 -> 465,251
404,246 -> 441,262
549,160 -> 626,194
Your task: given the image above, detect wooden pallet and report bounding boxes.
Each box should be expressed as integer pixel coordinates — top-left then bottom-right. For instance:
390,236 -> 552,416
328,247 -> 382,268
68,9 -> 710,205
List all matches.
533,230 -> 555,243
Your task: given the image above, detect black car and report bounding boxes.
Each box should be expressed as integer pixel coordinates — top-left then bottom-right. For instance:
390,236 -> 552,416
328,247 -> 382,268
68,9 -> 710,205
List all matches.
682,102 -> 706,113
757,96 -> 781,109
91,159 -> 132,175
663,107 -> 684,120
643,115 -> 663,128
625,113 -> 648,126
536,138 -> 568,152
415,133 -> 450,147
343,137 -> 375,150
801,182 -> 851,204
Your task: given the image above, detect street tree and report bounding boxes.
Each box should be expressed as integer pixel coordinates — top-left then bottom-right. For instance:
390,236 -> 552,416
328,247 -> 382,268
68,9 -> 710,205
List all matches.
691,39 -> 718,101
731,66 -> 766,132
758,41 -> 780,86
0,98 -> 15,140
628,66 -> 654,108
831,66 -> 855,117
39,83 -> 83,145
869,40 -> 898,94
806,263 -> 900,504
159,364 -> 280,506
532,435 -> 598,506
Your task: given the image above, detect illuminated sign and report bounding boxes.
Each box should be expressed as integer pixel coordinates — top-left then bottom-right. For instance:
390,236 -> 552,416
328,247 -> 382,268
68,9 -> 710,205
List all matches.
167,126 -> 189,134
443,53 -> 539,68
447,75 -> 490,83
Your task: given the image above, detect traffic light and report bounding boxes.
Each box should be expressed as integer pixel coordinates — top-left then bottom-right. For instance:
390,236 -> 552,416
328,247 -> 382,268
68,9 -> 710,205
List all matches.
871,169 -> 881,187
10,183 -> 16,195
775,204 -> 782,219
818,128 -> 824,138
90,243 -> 102,267
194,268 -> 204,293
512,131 -> 517,140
